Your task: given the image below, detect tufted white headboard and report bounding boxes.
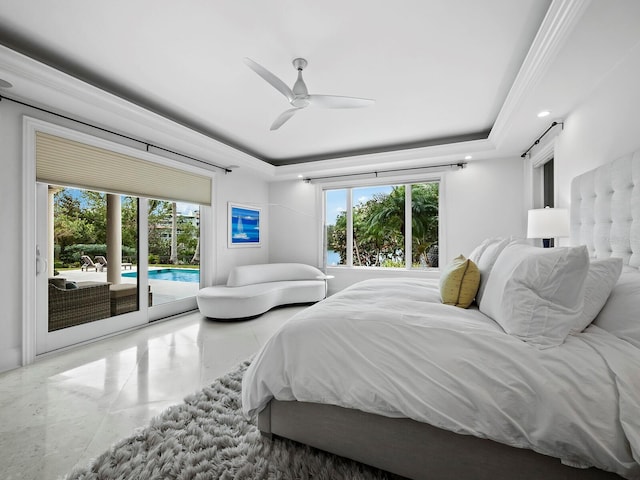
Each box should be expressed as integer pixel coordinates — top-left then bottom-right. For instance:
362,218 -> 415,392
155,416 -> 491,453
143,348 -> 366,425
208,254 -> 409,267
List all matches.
570,150 -> 640,267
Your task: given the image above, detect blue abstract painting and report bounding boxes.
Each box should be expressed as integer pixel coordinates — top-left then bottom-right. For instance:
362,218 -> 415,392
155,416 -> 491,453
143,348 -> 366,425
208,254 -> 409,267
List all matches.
229,203 -> 261,247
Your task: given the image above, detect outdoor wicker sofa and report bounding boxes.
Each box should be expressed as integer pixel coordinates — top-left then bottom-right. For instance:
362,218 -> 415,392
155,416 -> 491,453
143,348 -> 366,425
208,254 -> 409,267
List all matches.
48,280 -> 111,331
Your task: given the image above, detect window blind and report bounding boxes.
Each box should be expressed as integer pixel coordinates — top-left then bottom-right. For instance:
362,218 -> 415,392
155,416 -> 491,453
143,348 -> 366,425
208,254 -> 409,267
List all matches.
35,131 -> 212,205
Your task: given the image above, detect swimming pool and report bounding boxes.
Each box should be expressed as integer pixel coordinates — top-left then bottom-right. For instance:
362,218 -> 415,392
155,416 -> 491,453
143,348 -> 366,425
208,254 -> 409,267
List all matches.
122,268 -> 200,283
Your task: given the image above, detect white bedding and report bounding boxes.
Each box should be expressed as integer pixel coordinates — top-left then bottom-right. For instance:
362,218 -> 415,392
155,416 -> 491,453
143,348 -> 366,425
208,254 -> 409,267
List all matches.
242,277 -> 640,479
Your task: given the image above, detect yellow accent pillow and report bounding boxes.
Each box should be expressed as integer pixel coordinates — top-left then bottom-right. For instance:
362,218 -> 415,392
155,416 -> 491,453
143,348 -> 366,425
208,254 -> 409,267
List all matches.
439,255 -> 480,308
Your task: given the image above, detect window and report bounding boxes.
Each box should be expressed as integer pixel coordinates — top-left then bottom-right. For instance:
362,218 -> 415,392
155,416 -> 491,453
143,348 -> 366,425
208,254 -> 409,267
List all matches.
543,158 -> 555,247
543,158 -> 554,207
325,182 -> 439,269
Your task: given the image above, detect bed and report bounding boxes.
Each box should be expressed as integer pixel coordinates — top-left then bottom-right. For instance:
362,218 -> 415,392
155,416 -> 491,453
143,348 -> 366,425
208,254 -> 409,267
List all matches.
242,151 -> 640,480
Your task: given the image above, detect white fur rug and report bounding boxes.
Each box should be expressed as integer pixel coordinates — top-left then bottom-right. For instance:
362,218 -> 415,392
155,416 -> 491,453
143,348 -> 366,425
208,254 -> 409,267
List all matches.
64,359 -> 390,479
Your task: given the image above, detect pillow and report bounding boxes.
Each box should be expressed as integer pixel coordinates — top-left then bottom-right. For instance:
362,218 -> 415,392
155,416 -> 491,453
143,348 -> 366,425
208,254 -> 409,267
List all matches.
439,255 -> 480,308
65,281 -> 79,290
468,238 -> 491,265
48,277 -> 66,288
479,244 -> 589,348
474,237 -> 511,305
593,270 -> 640,348
570,257 -> 623,334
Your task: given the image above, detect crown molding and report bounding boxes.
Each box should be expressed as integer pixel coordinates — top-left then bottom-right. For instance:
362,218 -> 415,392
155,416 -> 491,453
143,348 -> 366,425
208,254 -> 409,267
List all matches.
0,44 -> 274,177
273,138 -> 495,181
489,0 -> 591,148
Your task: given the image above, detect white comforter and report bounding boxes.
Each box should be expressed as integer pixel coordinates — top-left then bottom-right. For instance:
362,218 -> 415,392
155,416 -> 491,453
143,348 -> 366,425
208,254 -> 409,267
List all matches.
242,278 -> 640,479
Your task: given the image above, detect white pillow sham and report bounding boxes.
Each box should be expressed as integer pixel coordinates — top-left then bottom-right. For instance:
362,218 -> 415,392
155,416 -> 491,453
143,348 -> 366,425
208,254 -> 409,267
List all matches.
479,244 -> 589,348
473,237 -> 511,305
570,257 -> 623,334
468,238 -> 491,265
593,269 -> 640,349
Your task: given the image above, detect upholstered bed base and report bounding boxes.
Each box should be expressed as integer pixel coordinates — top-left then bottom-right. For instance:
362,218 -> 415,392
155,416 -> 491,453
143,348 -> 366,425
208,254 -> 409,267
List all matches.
258,400 -> 620,480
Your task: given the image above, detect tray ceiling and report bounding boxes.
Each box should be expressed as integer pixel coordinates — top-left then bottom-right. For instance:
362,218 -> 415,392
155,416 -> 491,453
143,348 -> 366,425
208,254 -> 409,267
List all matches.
0,0 -> 551,166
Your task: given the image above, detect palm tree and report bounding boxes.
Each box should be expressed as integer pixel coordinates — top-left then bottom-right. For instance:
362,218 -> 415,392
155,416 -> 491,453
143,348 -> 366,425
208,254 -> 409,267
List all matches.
410,183 -> 439,264
363,186 -> 406,265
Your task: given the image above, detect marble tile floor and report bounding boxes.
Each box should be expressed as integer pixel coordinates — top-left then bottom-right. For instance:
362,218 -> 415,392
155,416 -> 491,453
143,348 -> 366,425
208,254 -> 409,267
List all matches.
0,305 -> 306,480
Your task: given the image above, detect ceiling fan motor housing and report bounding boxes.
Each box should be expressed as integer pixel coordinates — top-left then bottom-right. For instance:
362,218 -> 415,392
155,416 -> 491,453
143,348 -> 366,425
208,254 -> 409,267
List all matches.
292,58 -> 309,99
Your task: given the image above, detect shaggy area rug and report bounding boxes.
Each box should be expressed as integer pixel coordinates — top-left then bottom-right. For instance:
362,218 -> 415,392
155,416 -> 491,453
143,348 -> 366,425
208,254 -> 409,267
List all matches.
64,359 -> 391,480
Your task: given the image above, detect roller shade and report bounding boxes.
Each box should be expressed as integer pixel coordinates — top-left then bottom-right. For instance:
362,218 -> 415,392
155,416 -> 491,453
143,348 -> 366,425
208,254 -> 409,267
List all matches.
36,131 -> 212,205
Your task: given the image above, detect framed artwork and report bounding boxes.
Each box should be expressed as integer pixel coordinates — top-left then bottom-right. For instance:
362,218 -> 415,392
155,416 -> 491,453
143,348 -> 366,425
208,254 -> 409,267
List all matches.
228,203 -> 261,248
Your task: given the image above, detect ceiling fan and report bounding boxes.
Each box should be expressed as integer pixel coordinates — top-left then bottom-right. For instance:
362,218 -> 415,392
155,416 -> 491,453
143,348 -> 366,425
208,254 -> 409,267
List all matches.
244,57 -> 375,130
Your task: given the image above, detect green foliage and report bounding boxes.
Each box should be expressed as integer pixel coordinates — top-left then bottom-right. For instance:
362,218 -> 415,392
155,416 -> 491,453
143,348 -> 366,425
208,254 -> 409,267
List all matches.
381,259 -> 406,268
121,196 -> 138,249
61,244 -> 106,265
410,183 -> 439,264
122,246 -> 137,263
148,199 -> 173,260
328,183 -> 439,268
53,188 -> 198,268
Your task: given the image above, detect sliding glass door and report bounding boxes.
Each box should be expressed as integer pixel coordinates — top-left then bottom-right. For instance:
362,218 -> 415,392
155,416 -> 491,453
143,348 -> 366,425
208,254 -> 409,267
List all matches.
35,186 -> 203,354
146,199 -> 200,309
36,184 -> 147,354
27,118 -> 212,356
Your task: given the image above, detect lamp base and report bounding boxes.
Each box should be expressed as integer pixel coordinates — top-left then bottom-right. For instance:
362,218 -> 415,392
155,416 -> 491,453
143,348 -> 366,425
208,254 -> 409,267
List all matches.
542,238 -> 554,248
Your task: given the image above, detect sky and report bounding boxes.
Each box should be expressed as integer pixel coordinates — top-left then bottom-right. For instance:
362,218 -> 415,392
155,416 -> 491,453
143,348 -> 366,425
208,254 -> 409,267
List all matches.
325,185 -> 392,225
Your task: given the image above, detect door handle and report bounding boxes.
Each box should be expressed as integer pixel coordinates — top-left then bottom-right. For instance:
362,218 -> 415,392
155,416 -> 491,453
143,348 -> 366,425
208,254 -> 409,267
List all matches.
36,245 -> 48,275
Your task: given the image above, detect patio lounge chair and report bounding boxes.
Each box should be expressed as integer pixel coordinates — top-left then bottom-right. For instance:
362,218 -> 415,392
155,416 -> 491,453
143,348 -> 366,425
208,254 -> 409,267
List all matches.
81,255 -> 100,272
94,256 -> 133,270
95,255 -> 108,270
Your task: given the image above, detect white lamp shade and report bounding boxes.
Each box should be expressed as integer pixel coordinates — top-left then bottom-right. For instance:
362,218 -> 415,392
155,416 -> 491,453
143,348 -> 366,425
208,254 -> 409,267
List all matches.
527,208 -> 570,238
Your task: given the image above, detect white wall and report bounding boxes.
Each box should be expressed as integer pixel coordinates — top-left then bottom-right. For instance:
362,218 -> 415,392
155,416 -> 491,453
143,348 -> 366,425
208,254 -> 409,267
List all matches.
554,42 -> 640,208
268,181 -> 320,267
445,158 -> 526,260
213,171 -> 269,285
268,158 -> 525,294
0,101 -> 26,371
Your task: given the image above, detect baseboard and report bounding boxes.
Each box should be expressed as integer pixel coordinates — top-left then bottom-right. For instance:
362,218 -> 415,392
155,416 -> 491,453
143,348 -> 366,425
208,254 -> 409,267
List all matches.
0,346 -> 22,374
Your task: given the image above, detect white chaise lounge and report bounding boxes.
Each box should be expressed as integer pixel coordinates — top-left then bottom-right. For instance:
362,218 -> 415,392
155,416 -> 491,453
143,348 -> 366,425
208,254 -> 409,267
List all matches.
197,263 -> 327,320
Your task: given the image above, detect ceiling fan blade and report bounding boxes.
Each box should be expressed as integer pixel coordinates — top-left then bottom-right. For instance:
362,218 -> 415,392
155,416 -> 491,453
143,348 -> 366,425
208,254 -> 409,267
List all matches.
270,108 -> 300,130
307,94 -> 375,109
244,57 -> 294,102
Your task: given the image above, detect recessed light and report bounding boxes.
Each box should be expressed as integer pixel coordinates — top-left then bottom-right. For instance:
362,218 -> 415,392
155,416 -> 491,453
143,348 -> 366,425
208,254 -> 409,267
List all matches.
537,110 -> 550,118
0,78 -> 13,88
464,155 -> 472,160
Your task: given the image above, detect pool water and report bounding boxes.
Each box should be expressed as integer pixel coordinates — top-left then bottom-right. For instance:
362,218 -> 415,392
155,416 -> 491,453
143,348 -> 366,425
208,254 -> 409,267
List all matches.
122,268 -> 200,283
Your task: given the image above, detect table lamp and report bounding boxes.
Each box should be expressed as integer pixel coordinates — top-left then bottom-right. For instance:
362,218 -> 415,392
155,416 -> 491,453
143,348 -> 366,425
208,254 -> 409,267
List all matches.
527,207 -> 569,248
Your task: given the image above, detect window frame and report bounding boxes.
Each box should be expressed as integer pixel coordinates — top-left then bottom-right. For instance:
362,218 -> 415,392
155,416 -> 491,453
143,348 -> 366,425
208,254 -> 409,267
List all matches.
323,178 -> 440,270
